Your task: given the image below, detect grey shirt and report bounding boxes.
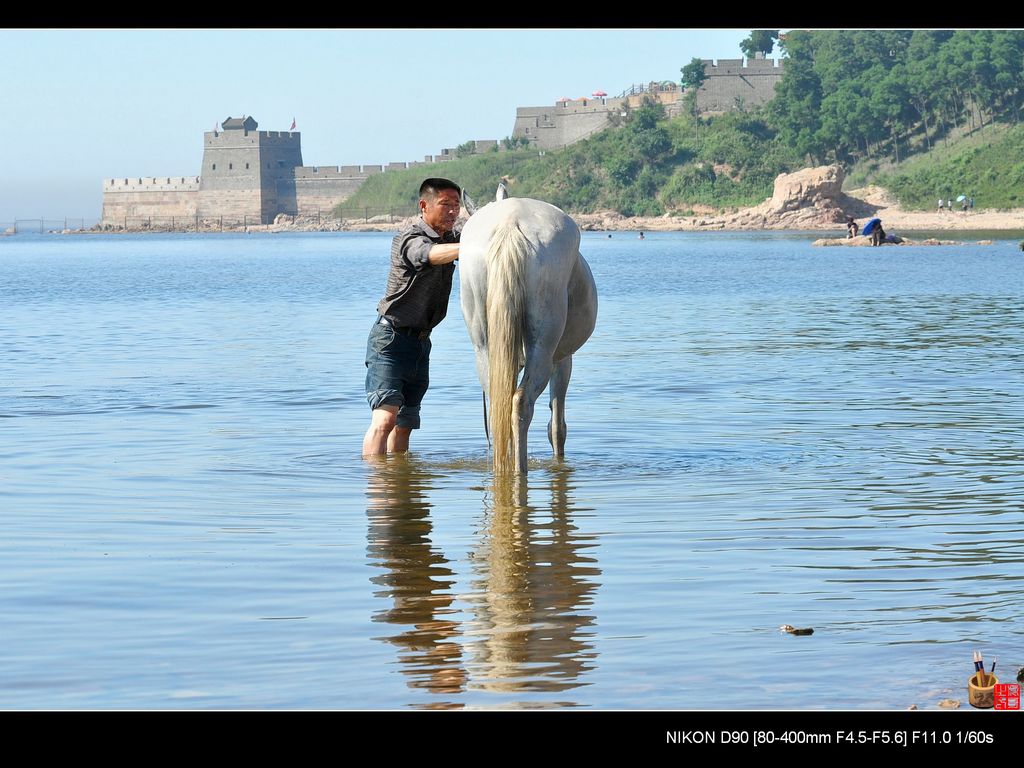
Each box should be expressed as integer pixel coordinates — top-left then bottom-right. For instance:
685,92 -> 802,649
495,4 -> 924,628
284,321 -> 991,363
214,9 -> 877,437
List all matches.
376,217 -> 459,330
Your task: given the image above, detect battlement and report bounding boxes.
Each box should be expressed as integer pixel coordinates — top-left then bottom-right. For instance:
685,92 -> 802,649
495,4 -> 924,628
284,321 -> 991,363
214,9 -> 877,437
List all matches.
700,57 -> 785,75
259,130 -> 299,140
204,130 -> 300,147
695,58 -> 785,113
293,164 -> 408,178
105,176 -> 201,193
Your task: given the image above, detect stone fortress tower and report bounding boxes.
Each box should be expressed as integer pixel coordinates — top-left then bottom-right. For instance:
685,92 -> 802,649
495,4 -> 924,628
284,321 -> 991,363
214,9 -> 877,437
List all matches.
101,115 -> 443,227
198,116 -> 302,223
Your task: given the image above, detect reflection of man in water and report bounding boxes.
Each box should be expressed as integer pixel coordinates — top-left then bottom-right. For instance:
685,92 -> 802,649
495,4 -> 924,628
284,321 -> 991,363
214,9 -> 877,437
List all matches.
365,457 -> 466,700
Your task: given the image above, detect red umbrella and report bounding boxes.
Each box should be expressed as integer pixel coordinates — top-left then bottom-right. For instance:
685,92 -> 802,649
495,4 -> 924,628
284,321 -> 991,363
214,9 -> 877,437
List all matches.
592,90 -> 607,97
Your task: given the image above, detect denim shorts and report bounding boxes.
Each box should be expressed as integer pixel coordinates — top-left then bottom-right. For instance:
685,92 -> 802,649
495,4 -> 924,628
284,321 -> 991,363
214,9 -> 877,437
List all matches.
364,318 -> 431,429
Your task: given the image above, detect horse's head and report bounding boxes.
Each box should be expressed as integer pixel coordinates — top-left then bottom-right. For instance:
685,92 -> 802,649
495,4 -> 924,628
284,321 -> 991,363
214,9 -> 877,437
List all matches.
459,176 -> 512,220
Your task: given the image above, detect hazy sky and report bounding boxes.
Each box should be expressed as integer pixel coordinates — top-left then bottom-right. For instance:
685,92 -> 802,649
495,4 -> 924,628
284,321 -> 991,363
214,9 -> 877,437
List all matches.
0,28 -> 759,223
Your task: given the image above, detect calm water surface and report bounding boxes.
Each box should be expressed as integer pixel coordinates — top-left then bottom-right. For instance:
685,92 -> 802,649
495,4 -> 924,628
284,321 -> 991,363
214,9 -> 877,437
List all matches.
2,231 -> 1022,709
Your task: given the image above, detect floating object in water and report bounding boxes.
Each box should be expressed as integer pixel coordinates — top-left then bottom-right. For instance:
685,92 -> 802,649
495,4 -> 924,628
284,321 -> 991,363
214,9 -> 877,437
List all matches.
938,698 -> 961,709
780,624 -> 814,636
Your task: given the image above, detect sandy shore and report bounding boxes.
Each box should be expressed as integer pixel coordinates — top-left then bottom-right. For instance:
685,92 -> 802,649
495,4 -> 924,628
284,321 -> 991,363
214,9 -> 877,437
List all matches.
300,205 -> 1024,236
334,189 -> 1024,234
83,183 -> 1024,235
570,207 -> 1024,233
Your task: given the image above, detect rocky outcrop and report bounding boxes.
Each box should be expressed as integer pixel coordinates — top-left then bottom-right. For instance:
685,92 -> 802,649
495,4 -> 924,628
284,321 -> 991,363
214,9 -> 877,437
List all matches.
812,235 -> 987,246
705,165 -> 854,229
768,165 -> 844,213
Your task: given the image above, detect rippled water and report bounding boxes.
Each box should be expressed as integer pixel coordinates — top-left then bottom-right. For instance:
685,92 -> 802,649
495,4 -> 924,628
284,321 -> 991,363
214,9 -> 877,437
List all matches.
2,230 -> 1022,709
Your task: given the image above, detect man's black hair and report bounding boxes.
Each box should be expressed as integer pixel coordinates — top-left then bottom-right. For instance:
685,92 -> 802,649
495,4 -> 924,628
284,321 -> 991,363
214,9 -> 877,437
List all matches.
419,177 -> 461,199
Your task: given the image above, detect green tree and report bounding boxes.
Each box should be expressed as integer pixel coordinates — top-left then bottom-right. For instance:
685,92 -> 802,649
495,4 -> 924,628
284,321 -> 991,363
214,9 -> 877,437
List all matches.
454,140 -> 477,158
680,57 -> 707,90
740,30 -> 779,59
680,57 -> 708,133
501,135 -> 530,151
768,55 -> 823,163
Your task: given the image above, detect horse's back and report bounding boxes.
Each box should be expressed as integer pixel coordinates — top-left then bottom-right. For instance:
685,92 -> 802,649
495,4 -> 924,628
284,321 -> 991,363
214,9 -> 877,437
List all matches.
460,198 -> 579,273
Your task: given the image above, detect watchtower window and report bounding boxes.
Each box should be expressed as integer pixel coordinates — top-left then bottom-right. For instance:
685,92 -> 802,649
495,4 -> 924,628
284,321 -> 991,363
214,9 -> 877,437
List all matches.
212,164 -> 216,170
229,163 -> 233,170
245,163 -> 249,170
278,161 -> 284,168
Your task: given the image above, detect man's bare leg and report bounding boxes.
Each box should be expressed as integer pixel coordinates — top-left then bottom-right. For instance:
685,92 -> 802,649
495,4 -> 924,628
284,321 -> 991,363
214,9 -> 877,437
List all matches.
387,426 -> 412,453
363,405 -> 399,456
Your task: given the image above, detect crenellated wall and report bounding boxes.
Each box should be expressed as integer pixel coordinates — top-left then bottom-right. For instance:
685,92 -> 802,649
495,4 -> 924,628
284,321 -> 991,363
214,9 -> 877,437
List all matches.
101,176 -> 200,222
695,57 -> 785,113
512,89 -> 683,150
291,165 -> 380,214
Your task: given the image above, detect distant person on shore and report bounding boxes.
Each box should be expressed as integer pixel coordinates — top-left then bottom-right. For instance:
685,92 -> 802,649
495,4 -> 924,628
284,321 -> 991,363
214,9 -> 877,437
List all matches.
969,196 -> 975,210
863,217 -> 885,246
362,177 -> 461,457
937,198 -> 945,212
846,216 -> 858,238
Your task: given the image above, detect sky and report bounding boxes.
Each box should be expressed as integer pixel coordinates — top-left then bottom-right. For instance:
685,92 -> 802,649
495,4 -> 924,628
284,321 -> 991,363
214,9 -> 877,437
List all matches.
0,29 -> 758,223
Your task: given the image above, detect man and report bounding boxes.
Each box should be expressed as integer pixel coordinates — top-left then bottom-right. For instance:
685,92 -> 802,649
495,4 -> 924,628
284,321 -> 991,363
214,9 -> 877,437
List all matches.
362,178 -> 462,456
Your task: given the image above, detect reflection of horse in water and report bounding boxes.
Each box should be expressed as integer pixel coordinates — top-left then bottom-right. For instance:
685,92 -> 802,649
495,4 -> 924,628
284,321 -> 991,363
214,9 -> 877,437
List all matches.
459,197 -> 597,474
365,458 -> 601,704
464,470 -> 601,696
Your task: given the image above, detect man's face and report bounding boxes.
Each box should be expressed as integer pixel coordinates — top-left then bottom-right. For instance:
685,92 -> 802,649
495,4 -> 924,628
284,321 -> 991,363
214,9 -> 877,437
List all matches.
421,189 -> 461,235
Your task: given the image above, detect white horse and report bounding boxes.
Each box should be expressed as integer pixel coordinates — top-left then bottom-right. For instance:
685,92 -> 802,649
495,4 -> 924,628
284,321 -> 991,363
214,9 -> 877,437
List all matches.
459,194 -> 597,474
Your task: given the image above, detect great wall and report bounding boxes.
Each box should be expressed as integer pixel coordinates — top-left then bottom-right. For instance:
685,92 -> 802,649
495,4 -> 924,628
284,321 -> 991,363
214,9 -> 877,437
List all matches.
100,58 -> 784,228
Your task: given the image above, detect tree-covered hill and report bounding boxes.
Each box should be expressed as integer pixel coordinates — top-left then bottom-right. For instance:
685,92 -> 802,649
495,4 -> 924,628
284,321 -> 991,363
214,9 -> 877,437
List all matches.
339,102 -> 803,218
339,30 -> 1024,217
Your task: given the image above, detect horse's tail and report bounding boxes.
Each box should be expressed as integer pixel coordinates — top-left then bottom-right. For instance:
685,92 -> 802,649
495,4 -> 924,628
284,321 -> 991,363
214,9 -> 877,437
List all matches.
486,220 -> 531,474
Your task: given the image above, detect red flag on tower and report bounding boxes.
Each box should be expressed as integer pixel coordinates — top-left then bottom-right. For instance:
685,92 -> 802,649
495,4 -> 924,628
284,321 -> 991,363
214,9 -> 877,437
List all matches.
290,117 -> 297,131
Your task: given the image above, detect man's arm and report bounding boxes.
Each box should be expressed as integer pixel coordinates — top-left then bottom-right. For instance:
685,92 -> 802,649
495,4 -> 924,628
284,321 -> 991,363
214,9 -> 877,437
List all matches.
402,235 -> 458,270
427,243 -> 459,265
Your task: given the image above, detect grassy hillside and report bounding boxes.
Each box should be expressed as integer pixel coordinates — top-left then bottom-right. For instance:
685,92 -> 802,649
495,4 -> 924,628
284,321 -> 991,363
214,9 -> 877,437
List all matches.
338,103 -> 803,218
861,122 -> 1024,210
340,31 -> 1024,217
334,150 -> 543,215
340,102 -> 1024,218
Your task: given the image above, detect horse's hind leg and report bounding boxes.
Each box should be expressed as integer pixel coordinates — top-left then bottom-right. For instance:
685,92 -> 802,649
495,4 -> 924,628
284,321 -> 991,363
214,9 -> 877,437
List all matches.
547,355 -> 572,459
512,346 -> 557,474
